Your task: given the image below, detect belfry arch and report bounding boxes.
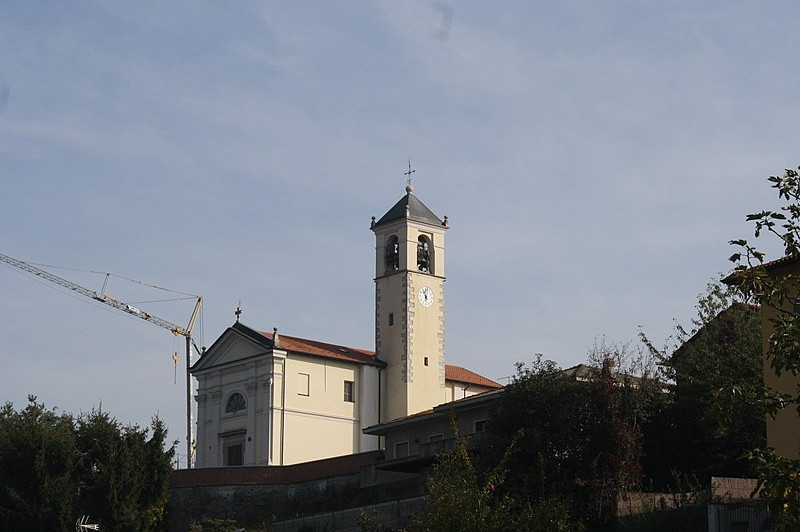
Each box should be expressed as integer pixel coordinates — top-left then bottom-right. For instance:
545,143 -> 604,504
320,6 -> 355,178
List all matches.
417,235 -> 432,273
385,236 -> 399,273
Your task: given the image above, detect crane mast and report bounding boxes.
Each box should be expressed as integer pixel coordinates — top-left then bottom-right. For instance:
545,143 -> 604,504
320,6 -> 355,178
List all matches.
0,251 -> 201,469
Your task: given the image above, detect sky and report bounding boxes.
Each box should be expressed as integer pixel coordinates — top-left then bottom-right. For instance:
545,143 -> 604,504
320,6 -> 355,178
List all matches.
2,1 -> 799,466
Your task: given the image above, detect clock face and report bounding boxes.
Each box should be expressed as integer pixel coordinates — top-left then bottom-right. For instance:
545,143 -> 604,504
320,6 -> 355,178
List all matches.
418,286 -> 434,308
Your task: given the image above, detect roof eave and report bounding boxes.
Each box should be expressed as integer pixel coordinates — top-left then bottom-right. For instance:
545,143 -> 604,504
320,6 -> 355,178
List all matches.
372,192 -> 446,230
723,254 -> 800,285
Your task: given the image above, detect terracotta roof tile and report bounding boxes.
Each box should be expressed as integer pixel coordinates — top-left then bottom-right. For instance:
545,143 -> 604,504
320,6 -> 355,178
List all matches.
257,330 -> 384,367
252,328 -> 499,387
245,324 -> 500,386
723,254 -> 800,284
444,364 -> 501,388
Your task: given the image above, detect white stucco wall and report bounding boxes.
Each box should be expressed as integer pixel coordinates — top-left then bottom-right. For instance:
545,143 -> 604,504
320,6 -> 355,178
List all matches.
194,334 -> 384,467
281,355 -> 359,464
444,381 -> 494,403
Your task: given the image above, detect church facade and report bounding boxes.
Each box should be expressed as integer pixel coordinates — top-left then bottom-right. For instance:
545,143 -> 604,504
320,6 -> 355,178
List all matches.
190,185 -> 500,467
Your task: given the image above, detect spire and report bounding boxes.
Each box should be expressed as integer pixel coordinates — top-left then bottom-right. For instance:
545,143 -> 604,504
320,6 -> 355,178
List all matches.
372,162 -> 444,229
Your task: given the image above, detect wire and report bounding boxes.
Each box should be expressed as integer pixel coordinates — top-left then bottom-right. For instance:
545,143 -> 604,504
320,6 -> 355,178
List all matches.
128,296 -> 197,305
1,262 -> 193,332
0,264 -> 151,324
27,262 -> 109,276
107,273 -> 198,298
29,262 -> 199,298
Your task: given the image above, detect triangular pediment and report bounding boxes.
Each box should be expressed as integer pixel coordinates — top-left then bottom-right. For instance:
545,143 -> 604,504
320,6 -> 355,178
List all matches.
191,323 -> 274,374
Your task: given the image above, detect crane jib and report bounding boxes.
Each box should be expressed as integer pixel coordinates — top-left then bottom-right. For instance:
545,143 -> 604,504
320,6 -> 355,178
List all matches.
0,251 -> 193,336
0,250 -> 202,469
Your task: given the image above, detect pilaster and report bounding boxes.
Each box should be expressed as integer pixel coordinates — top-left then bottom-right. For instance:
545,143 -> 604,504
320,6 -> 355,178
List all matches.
260,377 -> 272,465
209,388 -> 222,464
194,393 -> 207,466
244,380 -> 258,464
269,348 -> 287,465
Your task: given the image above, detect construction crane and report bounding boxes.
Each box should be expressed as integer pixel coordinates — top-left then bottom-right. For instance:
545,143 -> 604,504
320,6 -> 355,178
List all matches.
0,251 -> 202,469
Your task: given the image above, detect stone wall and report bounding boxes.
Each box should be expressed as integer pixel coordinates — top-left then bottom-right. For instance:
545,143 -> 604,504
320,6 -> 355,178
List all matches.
168,451 -> 384,530
711,476 -> 759,501
273,497 -> 425,532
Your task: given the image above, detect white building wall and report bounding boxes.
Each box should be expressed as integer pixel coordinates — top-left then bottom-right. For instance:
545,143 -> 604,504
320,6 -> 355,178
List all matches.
194,346 -> 284,467
359,365 -> 382,452
195,348 -> 381,467
280,355 -> 360,464
444,381 -> 495,402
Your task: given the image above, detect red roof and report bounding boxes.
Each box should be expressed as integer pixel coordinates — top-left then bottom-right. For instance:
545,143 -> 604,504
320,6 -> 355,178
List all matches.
759,255 -> 800,270
254,329 -> 499,387
723,254 -> 800,284
445,364 -> 502,389
258,330 -> 381,366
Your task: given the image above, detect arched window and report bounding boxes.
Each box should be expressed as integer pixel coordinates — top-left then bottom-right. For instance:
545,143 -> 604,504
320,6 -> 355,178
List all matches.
225,393 -> 246,413
417,236 -> 432,273
385,236 -> 399,272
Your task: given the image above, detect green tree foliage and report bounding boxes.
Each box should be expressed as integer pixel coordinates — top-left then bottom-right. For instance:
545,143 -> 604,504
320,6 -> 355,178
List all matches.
485,348 -> 656,527
486,356 -> 589,505
746,448 -> 800,531
0,396 -> 175,531
74,410 -> 174,531
583,358 -> 644,526
640,282 -> 765,485
0,396 -> 76,531
727,164 -> 800,528
415,417 -> 582,532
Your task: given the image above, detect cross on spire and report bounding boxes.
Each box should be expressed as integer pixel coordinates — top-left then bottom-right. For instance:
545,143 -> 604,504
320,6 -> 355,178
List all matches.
235,303 -> 242,322
404,159 -> 415,186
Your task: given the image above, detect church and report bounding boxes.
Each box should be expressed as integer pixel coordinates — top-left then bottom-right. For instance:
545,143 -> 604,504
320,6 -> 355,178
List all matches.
190,183 -> 501,467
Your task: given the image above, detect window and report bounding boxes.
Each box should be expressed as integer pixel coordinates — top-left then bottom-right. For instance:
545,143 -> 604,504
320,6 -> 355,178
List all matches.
298,373 -> 310,396
394,441 -> 409,459
385,236 -> 399,272
474,419 -> 487,433
417,236 -> 431,273
429,433 -> 444,454
225,393 -> 246,413
344,380 -> 355,403
388,312 -> 394,326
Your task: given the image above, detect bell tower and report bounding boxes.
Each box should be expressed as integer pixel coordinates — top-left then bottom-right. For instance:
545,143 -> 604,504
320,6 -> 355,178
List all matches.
371,181 -> 448,421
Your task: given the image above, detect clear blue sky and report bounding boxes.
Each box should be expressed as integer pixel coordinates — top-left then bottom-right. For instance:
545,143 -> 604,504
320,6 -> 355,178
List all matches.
2,1 -> 798,465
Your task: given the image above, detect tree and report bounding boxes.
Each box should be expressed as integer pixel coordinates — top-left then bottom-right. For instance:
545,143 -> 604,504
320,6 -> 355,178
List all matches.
0,397 -> 175,532
485,356 -> 590,509
583,358 -> 644,526
727,164 -> 800,528
74,410 -> 174,531
484,346 -> 656,527
583,339 -> 660,525
414,416 -> 580,532
0,396 -> 76,532
639,282 -> 765,485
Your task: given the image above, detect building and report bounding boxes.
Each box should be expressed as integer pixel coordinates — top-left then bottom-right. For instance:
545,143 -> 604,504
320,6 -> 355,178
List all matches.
190,184 -> 500,467
364,388 -> 501,463
725,255 -> 800,459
